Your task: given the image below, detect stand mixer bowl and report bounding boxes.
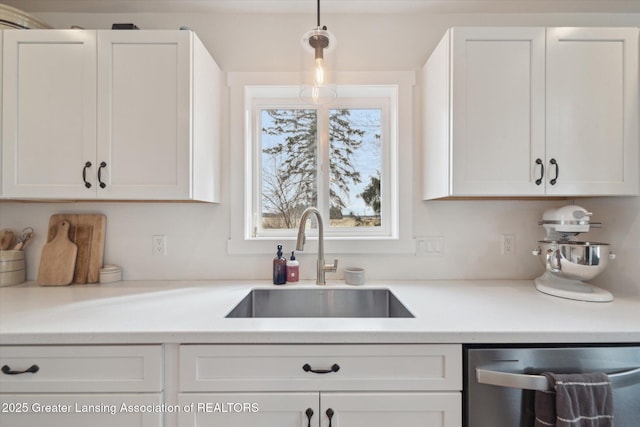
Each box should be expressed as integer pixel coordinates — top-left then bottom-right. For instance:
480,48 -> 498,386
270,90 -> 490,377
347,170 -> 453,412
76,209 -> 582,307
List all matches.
534,241 -> 614,281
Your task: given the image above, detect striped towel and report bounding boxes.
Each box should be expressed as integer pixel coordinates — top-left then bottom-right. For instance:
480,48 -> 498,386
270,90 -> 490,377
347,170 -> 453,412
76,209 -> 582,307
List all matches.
535,372 -> 613,427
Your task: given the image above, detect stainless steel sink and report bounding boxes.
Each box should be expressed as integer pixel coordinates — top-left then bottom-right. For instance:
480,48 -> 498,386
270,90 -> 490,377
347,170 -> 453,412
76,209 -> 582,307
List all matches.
226,288 -> 414,318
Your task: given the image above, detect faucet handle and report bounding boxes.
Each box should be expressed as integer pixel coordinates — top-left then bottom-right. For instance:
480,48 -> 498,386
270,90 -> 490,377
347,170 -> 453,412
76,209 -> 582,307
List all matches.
323,259 -> 338,272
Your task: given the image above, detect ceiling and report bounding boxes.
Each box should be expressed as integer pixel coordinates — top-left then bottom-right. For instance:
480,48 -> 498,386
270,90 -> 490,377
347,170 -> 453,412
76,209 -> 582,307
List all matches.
6,0 -> 640,14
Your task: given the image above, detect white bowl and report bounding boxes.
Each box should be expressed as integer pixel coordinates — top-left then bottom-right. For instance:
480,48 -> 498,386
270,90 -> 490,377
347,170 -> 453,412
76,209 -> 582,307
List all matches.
344,267 -> 366,285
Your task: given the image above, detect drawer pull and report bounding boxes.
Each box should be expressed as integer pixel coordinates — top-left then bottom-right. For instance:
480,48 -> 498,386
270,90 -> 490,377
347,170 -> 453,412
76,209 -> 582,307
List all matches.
326,408 -> 335,427
302,363 -> 340,374
2,364 -> 39,375
305,408 -> 314,427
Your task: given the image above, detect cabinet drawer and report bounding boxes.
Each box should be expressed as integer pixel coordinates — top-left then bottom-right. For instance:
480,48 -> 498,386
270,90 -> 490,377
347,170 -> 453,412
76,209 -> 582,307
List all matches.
0,345 -> 163,393
180,344 -> 461,392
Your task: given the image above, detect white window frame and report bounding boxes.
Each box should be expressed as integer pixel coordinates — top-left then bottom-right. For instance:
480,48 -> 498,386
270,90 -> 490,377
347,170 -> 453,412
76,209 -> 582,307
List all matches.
227,71 -> 415,255
251,90 -> 394,239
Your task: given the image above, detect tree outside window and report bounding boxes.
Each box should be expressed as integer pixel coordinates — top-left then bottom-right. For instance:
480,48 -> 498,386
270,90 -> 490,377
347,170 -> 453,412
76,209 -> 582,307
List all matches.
260,107 -> 382,231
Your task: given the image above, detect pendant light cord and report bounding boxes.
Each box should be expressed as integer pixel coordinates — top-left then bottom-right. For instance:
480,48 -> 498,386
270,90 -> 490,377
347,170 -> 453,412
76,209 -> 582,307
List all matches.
317,0 -> 321,27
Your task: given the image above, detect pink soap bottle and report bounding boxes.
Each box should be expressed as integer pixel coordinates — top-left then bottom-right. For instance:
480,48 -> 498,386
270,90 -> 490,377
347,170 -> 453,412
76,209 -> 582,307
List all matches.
286,251 -> 299,283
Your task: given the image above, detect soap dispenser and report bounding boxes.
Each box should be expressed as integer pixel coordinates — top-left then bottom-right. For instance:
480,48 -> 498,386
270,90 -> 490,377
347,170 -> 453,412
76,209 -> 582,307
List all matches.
286,251 -> 299,283
273,245 -> 287,285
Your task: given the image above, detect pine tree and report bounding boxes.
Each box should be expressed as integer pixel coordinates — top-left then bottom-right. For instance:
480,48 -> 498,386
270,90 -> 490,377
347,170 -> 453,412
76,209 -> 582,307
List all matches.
261,108 -> 364,228
359,172 -> 381,215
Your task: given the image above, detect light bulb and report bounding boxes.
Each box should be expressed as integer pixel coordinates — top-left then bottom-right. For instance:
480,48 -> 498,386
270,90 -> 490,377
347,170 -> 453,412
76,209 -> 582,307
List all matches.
313,57 -> 325,86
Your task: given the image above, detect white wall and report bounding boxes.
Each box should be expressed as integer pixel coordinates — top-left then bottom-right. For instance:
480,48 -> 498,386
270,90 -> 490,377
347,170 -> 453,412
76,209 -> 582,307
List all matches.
1,10 -> 638,295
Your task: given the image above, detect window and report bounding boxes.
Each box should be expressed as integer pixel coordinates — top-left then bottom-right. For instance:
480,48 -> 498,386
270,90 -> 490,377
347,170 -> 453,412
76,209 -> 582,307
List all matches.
248,85 -> 397,239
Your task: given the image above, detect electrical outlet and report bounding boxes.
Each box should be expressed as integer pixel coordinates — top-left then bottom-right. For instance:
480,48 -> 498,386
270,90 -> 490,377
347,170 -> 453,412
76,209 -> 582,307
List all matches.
502,234 -> 515,255
152,235 -> 167,256
416,236 -> 444,256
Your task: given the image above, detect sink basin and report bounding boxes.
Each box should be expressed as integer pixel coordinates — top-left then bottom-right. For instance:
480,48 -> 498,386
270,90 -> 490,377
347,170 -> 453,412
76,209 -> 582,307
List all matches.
225,288 -> 414,318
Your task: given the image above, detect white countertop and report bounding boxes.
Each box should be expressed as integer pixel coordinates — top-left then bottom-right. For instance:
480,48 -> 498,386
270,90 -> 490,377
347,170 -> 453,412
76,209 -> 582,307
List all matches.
1,280 -> 639,345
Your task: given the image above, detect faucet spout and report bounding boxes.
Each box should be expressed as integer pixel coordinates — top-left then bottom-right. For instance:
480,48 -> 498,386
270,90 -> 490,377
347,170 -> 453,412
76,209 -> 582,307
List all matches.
296,207 -> 338,285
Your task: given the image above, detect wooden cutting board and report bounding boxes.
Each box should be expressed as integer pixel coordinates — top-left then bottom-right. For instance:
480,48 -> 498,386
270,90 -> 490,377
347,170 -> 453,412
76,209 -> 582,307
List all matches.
70,225 -> 93,284
47,214 -> 106,284
38,220 -> 77,286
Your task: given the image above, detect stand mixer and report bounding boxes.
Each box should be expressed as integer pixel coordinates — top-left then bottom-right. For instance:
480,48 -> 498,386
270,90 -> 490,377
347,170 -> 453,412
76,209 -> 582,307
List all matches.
532,205 -> 616,302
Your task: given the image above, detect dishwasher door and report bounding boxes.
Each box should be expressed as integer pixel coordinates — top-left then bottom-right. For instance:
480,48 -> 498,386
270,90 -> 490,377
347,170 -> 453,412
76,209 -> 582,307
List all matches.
464,345 -> 640,427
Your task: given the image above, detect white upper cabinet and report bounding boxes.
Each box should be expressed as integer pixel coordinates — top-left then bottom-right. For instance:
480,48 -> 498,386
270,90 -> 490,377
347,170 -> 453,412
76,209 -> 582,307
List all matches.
422,27 -> 639,199
2,30 -> 97,199
546,27 -> 639,196
2,29 -> 221,202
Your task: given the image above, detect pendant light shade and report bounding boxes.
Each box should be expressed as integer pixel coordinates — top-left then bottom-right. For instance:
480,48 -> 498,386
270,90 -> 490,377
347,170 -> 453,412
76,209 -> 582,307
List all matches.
300,0 -> 336,104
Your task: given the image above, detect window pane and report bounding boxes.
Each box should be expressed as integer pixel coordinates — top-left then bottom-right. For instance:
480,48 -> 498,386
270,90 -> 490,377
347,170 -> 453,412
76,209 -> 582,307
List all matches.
260,109 -> 317,229
329,108 -> 382,228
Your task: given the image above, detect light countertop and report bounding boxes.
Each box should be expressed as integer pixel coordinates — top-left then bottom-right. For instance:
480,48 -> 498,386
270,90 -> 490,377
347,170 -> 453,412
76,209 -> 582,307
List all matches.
1,280 -> 638,345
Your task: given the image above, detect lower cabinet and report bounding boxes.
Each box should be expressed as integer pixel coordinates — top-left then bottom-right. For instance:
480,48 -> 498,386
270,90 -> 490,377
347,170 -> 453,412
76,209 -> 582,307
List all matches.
179,392 -> 460,427
1,343 -> 462,427
0,345 -> 163,427
321,392 -> 460,427
1,394 -> 163,427
179,392 -> 318,426
178,344 -> 462,427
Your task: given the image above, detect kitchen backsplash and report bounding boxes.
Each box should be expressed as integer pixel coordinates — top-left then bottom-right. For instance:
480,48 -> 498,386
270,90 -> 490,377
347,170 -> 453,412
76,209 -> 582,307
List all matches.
1,197 -> 637,296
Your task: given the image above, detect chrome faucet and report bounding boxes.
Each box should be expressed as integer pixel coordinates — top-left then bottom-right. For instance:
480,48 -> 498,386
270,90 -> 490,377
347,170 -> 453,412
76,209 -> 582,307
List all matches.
296,207 -> 338,285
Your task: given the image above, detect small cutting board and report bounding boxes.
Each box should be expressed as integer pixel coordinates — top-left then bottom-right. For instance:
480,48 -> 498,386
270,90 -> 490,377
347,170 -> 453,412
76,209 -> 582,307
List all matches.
47,214 -> 106,283
70,225 -> 93,284
38,220 -> 78,286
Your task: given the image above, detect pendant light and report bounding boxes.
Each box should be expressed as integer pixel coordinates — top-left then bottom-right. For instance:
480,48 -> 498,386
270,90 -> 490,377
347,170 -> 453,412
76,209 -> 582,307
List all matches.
300,0 -> 336,104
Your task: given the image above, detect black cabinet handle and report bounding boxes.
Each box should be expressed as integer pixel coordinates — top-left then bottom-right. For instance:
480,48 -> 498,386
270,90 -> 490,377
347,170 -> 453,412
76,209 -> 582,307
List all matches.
326,408 -> 335,427
82,161 -> 92,188
302,363 -> 340,374
549,158 -> 559,185
305,408 -> 314,427
2,364 -> 39,375
535,158 -> 544,185
98,161 -> 107,189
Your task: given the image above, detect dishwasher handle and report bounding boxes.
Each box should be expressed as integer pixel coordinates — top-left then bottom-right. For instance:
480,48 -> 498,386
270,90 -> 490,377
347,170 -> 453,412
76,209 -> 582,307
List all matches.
476,367 -> 640,391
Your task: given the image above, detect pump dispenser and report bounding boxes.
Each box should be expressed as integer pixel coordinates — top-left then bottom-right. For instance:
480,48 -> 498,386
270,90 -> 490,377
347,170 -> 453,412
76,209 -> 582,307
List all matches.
273,245 -> 286,285
287,251 -> 300,283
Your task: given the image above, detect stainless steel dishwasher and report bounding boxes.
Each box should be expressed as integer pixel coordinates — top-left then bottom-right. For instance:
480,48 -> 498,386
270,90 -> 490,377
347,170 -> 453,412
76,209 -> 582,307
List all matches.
464,345 -> 640,427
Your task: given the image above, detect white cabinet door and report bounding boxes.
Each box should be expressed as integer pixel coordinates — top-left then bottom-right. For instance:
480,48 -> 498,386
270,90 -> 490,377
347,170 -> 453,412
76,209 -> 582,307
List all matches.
96,30 -> 221,202
423,27 -> 545,199
178,392 -> 461,427
546,27 -> 639,196
0,394 -> 163,427
450,27 -> 546,196
178,393 -> 318,427
2,30 -> 97,198
321,392 -> 461,427
96,31 -> 191,200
